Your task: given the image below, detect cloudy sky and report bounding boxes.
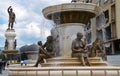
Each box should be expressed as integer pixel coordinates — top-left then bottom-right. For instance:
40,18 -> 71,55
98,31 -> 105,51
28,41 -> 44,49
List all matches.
0,0 -> 70,49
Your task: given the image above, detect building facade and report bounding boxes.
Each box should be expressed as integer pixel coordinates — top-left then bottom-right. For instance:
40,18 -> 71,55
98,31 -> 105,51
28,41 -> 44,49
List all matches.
85,0 -> 120,55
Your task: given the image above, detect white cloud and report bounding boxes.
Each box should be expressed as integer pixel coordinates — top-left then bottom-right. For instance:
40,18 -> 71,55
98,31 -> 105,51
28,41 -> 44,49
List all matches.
14,6 -> 29,21
44,28 -> 51,38
0,24 -> 7,37
23,22 -> 41,38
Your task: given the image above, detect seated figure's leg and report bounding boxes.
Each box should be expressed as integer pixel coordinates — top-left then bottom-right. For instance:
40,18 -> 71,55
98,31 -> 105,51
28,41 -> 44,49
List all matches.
90,49 -> 95,57
34,56 -> 43,67
96,50 -> 100,57
34,54 -> 49,66
84,56 -> 91,66
47,52 -> 54,58
100,53 -> 107,61
103,54 -> 107,61
81,56 -> 86,66
78,54 -> 86,66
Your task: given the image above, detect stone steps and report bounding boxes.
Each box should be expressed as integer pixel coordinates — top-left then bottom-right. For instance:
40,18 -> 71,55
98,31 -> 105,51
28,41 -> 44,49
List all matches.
41,62 -> 107,67
41,57 -> 107,67
46,57 -> 102,63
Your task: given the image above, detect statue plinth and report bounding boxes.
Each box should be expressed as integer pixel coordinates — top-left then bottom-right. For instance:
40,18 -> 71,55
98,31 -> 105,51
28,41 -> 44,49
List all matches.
5,29 -> 16,50
3,29 -> 18,62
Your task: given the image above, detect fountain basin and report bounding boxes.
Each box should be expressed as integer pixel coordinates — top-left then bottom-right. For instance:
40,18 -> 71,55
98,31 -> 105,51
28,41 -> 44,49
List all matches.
43,3 -> 99,24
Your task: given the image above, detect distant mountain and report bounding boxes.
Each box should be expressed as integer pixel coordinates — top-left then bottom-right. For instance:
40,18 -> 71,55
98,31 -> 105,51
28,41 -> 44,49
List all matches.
20,44 -> 39,52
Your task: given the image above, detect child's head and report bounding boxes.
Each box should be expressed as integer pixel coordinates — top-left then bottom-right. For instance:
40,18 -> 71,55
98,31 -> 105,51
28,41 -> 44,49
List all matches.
38,41 -> 42,46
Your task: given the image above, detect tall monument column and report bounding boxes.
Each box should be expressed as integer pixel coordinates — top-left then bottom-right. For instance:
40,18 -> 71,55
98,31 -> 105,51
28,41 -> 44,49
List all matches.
3,6 -> 18,62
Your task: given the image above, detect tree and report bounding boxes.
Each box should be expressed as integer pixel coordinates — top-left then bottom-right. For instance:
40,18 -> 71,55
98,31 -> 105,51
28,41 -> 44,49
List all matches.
21,52 -> 28,60
0,52 -> 7,61
19,44 -> 39,60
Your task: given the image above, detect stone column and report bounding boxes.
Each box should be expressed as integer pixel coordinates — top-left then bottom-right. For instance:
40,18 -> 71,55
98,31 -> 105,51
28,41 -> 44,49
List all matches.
51,23 -> 85,57
91,18 -> 97,42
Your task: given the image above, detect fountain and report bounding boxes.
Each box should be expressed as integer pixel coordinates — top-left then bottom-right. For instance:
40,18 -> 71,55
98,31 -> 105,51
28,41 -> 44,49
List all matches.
42,1 -> 107,66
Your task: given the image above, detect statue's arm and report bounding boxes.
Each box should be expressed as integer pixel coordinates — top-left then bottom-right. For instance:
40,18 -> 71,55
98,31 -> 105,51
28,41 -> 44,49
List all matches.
43,42 -> 46,48
71,41 -> 79,53
14,13 -> 16,22
83,41 -> 87,50
14,13 -> 16,19
39,46 -> 49,56
7,6 -> 11,13
97,43 -> 104,53
81,41 -> 88,53
91,42 -> 95,50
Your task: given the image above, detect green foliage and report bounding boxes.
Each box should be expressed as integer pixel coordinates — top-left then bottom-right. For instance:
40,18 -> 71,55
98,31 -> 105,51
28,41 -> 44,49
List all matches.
21,52 -> 28,60
11,61 -> 20,64
0,52 -> 7,61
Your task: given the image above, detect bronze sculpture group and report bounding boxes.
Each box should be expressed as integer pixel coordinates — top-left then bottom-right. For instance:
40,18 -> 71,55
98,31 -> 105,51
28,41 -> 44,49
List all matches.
71,32 -> 90,66
90,38 -> 107,61
35,32 -> 106,67
34,36 -> 54,67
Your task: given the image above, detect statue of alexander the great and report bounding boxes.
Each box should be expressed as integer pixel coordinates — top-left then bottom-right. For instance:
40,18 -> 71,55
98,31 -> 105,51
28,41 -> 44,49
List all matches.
7,6 -> 16,29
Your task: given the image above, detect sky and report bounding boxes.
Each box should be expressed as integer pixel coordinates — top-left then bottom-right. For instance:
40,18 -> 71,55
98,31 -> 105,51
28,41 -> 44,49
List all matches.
0,0 -> 70,49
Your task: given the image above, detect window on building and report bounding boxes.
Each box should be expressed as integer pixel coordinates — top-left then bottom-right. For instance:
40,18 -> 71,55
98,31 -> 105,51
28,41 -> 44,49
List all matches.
104,10 -> 109,24
111,4 -> 116,22
97,0 -> 101,6
111,0 -> 115,3
104,0 -> 108,3
86,0 -> 92,3
84,21 -> 91,31
96,16 -> 103,27
85,32 -> 91,44
105,26 -> 112,40
89,0 -> 92,3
